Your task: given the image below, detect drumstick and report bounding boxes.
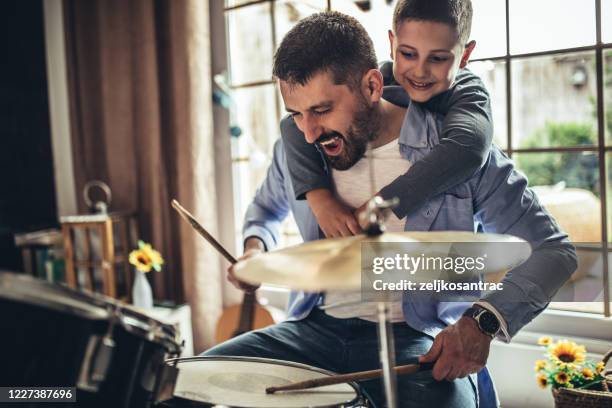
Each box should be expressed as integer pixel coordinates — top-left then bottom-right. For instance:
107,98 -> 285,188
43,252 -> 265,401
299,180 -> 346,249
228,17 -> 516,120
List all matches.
265,362 -> 434,394
171,199 -> 238,264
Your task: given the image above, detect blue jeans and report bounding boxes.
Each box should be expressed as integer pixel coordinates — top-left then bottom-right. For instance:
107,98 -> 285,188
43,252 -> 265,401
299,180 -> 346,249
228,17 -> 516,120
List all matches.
203,308 -> 477,407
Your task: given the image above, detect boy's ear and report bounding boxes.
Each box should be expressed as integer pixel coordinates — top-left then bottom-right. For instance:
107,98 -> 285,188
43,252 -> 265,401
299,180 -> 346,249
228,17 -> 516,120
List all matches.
388,30 -> 395,60
361,69 -> 384,104
459,40 -> 476,69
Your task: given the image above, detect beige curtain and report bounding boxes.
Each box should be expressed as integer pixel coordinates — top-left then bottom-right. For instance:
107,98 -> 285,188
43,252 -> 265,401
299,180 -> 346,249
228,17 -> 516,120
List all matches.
63,0 -> 223,351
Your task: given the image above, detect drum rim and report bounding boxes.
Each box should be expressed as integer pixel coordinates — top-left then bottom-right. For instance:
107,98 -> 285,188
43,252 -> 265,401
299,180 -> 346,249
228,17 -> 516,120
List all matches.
167,355 -> 362,405
0,272 -> 182,353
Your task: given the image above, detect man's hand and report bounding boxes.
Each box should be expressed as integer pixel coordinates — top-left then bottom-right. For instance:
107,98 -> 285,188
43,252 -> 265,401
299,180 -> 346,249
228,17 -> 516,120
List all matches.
306,189 -> 362,238
227,237 -> 264,292
419,316 -> 492,381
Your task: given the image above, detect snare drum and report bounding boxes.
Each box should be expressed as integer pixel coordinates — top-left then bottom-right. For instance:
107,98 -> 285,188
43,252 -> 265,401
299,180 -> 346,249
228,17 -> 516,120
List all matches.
0,272 -> 182,407
159,356 -> 367,408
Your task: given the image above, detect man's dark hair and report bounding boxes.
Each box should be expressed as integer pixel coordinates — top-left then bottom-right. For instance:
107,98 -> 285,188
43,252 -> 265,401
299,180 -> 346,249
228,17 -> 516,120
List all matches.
273,11 -> 377,89
393,0 -> 473,45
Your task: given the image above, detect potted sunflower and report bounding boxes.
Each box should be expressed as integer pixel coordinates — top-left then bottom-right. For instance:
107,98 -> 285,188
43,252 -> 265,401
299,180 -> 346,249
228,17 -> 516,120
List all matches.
129,240 -> 164,309
535,336 -> 611,407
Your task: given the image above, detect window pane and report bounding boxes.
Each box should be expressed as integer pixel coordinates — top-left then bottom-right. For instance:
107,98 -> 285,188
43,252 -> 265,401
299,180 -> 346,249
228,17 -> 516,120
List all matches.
231,85 -> 280,242
227,3 -> 274,85
511,52 -> 598,149
275,0 -> 328,43
233,84 -> 279,158
467,60 -> 507,149
520,152 -> 605,313
470,0 -> 506,60
514,152 -> 601,228
509,0 -> 595,54
604,0 -> 612,44
330,0 -> 396,62
549,249 -> 605,314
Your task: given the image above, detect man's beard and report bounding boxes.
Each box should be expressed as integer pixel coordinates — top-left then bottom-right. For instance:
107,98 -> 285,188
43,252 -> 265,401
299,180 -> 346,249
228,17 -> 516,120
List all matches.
319,101 -> 381,171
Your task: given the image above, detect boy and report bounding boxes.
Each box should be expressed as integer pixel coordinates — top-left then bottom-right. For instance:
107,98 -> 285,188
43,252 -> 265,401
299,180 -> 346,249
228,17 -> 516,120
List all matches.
281,0 -> 491,237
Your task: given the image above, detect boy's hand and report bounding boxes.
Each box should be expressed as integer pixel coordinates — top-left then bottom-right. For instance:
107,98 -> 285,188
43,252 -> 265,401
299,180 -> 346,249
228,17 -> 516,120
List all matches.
227,238 -> 263,292
306,189 -> 362,238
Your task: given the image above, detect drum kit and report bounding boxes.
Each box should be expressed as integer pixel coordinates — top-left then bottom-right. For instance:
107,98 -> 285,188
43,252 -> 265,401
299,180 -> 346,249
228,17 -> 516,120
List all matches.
0,195 -> 530,407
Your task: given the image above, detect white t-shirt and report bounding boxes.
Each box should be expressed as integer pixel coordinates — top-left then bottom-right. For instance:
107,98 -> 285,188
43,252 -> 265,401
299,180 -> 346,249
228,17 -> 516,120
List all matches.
323,137 -> 410,322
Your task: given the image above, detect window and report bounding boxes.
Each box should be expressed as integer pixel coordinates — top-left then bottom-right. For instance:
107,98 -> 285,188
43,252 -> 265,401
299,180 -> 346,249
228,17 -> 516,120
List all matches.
224,1 -> 612,316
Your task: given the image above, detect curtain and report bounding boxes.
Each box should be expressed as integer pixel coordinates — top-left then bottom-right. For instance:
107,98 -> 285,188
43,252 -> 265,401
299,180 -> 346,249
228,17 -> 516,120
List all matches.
63,0 -> 223,351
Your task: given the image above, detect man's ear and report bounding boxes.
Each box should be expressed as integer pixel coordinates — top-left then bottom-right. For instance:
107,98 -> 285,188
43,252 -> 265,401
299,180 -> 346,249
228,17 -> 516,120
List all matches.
388,30 -> 395,60
361,69 -> 384,104
459,40 -> 476,69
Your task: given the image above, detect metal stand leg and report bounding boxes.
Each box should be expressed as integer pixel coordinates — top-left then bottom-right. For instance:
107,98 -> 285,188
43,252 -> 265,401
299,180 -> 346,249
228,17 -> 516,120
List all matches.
377,301 -> 397,408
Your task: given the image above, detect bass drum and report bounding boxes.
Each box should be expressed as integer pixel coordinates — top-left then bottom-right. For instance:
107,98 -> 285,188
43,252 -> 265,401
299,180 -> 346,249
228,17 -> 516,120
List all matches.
159,356 -> 368,408
0,272 -> 182,408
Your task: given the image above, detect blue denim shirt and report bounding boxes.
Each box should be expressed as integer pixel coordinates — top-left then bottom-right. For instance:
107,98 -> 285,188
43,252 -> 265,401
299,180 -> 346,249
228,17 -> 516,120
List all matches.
243,102 -> 576,407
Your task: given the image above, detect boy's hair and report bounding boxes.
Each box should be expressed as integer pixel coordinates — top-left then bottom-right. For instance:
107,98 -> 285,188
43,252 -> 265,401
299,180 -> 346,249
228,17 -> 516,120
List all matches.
393,0 -> 473,45
273,11 -> 377,89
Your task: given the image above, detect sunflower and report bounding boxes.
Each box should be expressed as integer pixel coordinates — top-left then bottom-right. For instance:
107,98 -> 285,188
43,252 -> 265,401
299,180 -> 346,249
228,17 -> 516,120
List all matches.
534,359 -> 547,372
538,336 -> 553,346
129,240 -> 164,273
536,373 -> 548,389
554,371 -> 570,385
139,241 -> 164,271
581,367 -> 595,380
549,340 -> 586,367
595,361 -> 606,374
129,249 -> 152,272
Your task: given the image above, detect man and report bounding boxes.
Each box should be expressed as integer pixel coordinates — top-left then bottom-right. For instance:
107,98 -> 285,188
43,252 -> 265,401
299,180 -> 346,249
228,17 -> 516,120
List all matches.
208,11 -> 576,408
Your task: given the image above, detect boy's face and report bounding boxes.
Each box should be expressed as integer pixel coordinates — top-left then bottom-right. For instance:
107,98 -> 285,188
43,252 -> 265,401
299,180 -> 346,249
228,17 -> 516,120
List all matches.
280,70 -> 382,170
389,20 -> 475,102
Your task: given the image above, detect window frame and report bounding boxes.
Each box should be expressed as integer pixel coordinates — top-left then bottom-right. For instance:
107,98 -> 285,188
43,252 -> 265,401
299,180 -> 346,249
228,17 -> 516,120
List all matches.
223,0 -> 612,319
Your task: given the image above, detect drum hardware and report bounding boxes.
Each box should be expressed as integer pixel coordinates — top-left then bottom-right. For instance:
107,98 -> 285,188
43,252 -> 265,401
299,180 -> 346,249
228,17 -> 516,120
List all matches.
376,300 -> 398,408
232,231 -> 530,291
362,188 -> 401,408
171,199 -> 275,343
157,356 -> 367,407
78,304 -> 121,391
152,359 -> 180,404
1,272 -> 182,407
362,195 -> 399,236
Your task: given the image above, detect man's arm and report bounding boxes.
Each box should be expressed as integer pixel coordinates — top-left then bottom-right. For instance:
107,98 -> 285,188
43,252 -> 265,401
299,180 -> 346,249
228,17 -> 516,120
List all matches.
242,139 -> 292,251
280,116 -> 331,200
472,151 -> 577,337
228,140 -> 292,291
420,149 -> 577,381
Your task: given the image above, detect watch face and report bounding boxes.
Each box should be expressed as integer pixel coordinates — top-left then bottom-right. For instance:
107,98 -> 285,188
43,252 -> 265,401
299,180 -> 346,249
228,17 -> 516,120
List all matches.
479,311 -> 500,335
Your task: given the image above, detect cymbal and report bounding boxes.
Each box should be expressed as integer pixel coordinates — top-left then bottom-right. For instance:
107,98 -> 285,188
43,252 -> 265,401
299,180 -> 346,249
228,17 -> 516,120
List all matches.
233,231 -> 531,291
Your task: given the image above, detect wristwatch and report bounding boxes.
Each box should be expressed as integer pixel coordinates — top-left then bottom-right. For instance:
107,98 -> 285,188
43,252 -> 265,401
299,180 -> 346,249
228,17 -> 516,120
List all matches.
462,306 -> 501,338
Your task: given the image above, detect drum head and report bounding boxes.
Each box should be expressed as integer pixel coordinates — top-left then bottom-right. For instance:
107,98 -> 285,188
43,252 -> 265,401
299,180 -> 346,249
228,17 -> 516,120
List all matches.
172,357 -> 359,408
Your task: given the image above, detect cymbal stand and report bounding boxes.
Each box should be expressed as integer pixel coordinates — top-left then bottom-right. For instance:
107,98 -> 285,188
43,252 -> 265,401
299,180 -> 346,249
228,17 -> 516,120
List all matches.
364,139 -> 401,408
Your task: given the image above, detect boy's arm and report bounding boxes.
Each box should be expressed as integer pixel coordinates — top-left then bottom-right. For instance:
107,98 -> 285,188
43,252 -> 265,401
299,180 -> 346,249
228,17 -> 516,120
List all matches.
280,115 -> 361,237
280,116 -> 331,200
378,69 -> 493,218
